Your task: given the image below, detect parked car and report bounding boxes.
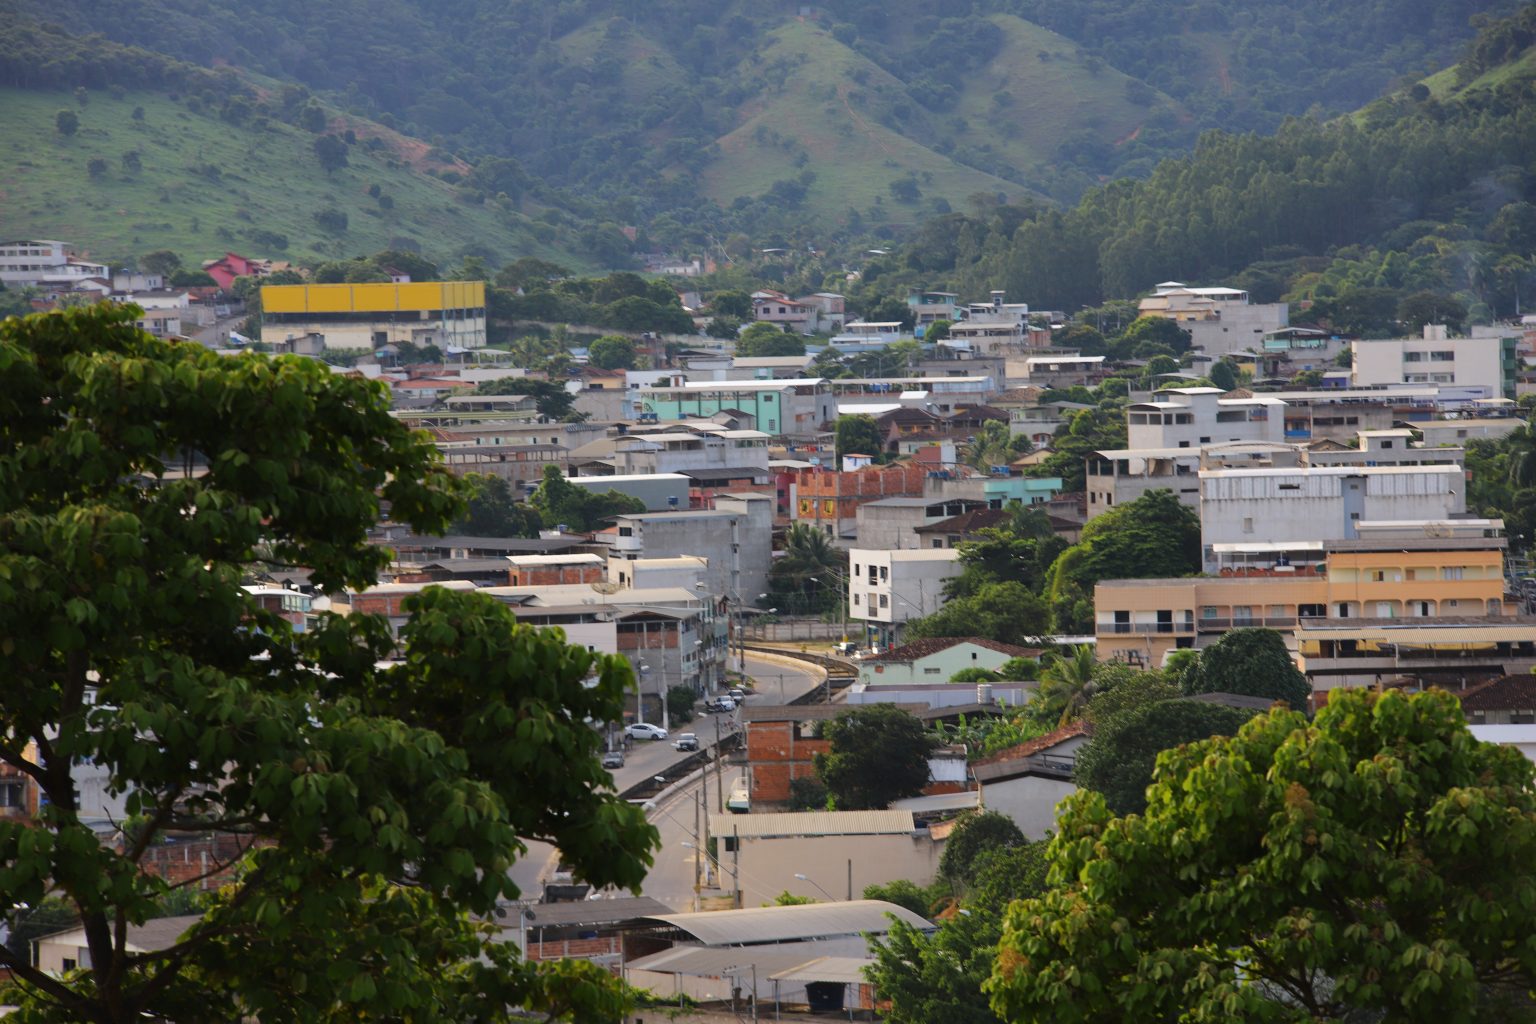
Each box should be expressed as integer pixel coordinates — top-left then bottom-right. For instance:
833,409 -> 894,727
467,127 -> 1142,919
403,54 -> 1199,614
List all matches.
673,733 -> 700,752
705,697 -> 736,713
600,749 -> 625,769
727,687 -> 746,701
833,641 -> 858,656
625,722 -> 668,740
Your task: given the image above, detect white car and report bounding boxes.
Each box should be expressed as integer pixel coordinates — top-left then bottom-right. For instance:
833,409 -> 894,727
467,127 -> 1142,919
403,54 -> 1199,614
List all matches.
625,722 -> 668,740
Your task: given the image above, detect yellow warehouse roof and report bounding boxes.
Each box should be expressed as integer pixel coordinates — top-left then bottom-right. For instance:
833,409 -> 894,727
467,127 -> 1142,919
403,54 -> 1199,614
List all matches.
261,281 -> 485,315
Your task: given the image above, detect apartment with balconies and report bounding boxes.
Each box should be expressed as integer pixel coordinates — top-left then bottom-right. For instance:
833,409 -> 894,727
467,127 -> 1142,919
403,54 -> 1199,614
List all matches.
1094,520 -> 1529,691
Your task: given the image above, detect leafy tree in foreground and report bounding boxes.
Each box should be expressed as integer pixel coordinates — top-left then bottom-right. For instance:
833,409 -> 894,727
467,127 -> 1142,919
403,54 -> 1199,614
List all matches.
989,689 -> 1536,1023
814,705 -> 933,810
1074,698 -> 1256,816
903,580 -> 1049,646
0,306 -> 656,1022
1184,626 -> 1312,710
868,842 -> 1050,1024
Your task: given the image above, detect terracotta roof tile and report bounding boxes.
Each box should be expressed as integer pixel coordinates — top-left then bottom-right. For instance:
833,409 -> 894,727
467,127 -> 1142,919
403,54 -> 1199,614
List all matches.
974,721 -> 1090,766
1458,675 -> 1536,712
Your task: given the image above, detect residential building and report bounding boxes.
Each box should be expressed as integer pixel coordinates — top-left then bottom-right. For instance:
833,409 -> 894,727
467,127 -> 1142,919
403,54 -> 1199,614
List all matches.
638,379 -> 833,439
1094,522 -> 1516,680
202,252 -> 278,291
906,289 -> 960,330
0,239 -> 108,288
826,321 -> 909,349
131,308 -> 183,338
924,468 -> 1062,510
750,290 -> 845,334
726,355 -> 817,380
606,427 -> 771,479
854,496 -> 993,550
436,442 -> 568,492
506,553 -> 606,587
854,636 -> 1040,686
607,495 -> 773,603
259,281 -> 487,352
827,376 -> 997,415
1296,618 -> 1536,693
609,555 -> 710,592
945,292 -> 1041,354
1460,674 -> 1536,725
36,916 -> 201,976
1415,416 -> 1525,446
972,723 -> 1088,839
508,896 -> 673,966
1199,464 -> 1466,563
1021,355 -> 1106,388
1352,326 -> 1520,399
566,472 -> 694,511
1137,281 -> 1289,358
792,463 -> 930,539
1126,387 -> 1286,449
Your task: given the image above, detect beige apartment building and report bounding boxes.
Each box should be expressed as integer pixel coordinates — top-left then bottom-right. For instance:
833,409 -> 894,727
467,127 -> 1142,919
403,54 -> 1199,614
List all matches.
1095,524 -> 1527,691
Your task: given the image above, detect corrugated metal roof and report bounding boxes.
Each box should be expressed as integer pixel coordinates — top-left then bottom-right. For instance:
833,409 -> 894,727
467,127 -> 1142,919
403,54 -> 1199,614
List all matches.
708,811 -> 915,838
626,946 -> 820,977
890,790 -> 981,813
767,956 -> 878,984
1297,624 -> 1536,644
636,900 -> 931,946
495,896 -> 675,930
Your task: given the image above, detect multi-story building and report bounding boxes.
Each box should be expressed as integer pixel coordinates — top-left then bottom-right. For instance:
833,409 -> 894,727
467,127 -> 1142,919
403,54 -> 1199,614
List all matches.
749,290 -> 845,334
637,379 -> 833,439
855,496 -> 993,551
606,494 -> 773,604
945,292 -> 1041,354
906,290 -> 960,331
847,548 -> 963,644
259,281 -> 487,352
1136,281 -> 1289,358
0,239 -> 108,288
1094,521 -> 1526,690
1198,463 -> 1466,566
791,463 -> 930,539
1126,387 -> 1286,449
1085,433 -> 1465,520
506,553 -> 606,588
1352,326 -> 1520,400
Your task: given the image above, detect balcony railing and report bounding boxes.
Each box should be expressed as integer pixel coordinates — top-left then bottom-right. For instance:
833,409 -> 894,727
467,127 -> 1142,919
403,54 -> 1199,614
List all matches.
1100,622 -> 1195,635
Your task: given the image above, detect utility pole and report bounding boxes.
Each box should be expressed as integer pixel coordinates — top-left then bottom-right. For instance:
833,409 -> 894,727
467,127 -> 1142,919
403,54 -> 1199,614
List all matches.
693,788 -> 701,910
714,715 -> 725,813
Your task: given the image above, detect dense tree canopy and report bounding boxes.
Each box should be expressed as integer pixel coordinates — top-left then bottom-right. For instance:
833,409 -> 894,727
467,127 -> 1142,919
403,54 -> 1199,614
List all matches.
450,473 -> 542,538
833,413 -> 884,460
586,333 -> 637,370
1074,698 -> 1256,815
735,321 -> 806,357
1183,626 -> 1313,710
527,463 -> 646,532
814,705 -> 934,810
0,306 -> 656,1021
990,689 -> 1536,1023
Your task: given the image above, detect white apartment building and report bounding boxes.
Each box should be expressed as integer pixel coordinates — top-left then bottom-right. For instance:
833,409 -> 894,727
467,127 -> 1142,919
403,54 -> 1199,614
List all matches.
847,548 -> 962,640
1353,326 -> 1518,399
1137,281 -> 1289,359
1199,463 -> 1466,569
1126,387 -> 1286,449
0,240 -> 109,288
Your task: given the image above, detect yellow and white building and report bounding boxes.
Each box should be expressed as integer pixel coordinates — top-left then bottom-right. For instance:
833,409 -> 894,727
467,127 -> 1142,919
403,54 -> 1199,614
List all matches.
259,281 -> 486,353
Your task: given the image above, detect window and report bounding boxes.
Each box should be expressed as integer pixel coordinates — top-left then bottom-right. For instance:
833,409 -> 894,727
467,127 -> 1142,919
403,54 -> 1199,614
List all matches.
878,594 -> 888,608
1430,351 -> 1455,362
923,667 -> 942,675
931,538 -> 943,548
618,526 -> 633,537
1242,517 -> 1254,534
0,781 -> 23,808
1404,352 -> 1424,362
1443,566 -> 1465,580
878,566 -> 888,581
853,593 -> 862,605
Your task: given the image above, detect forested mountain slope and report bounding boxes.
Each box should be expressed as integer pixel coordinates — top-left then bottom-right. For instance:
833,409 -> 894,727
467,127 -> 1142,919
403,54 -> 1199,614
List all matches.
3,0 -> 1513,250
868,4 -> 1536,330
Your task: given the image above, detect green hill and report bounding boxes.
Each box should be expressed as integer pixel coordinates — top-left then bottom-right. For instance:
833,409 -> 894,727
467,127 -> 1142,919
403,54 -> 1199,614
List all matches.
7,0 -> 1508,256
0,84 -> 590,270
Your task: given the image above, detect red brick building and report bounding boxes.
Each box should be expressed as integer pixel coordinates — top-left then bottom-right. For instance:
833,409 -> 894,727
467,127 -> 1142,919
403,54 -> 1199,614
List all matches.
506,553 -> 605,587
790,463 -> 928,538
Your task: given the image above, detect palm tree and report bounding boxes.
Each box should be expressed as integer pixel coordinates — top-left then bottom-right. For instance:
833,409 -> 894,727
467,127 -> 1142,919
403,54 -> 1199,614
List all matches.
771,523 -> 843,615
1506,422 -> 1536,489
1035,645 -> 1098,727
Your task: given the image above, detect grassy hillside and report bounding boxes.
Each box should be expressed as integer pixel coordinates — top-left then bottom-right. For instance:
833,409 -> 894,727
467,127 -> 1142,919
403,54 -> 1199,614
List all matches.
691,17 -> 1183,223
0,86 -> 586,269
696,21 -> 1023,224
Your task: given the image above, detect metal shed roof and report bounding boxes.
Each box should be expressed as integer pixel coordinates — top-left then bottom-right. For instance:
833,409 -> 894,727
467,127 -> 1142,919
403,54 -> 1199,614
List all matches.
708,810 -> 915,838
636,900 -> 930,946
767,956 -> 878,984
626,946 -> 821,977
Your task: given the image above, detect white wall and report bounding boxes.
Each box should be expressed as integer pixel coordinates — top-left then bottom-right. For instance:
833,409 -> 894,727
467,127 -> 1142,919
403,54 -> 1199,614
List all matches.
848,549 -> 961,626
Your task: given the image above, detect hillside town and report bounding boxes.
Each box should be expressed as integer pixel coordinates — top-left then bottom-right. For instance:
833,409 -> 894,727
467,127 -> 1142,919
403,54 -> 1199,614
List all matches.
5,230 -> 1536,1019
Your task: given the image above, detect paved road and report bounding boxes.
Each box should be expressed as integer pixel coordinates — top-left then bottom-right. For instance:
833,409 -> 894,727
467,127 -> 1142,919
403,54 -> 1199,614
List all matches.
508,651 -> 826,904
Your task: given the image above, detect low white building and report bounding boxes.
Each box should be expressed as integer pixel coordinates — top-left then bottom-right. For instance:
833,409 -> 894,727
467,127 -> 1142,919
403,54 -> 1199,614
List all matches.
0,239 -> 109,288
855,637 -> 1042,687
1126,387 -> 1286,450
847,548 -> 962,637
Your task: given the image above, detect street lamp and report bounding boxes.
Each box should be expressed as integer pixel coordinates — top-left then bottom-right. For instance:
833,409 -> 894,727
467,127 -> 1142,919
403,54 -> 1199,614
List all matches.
793,873 -> 839,901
